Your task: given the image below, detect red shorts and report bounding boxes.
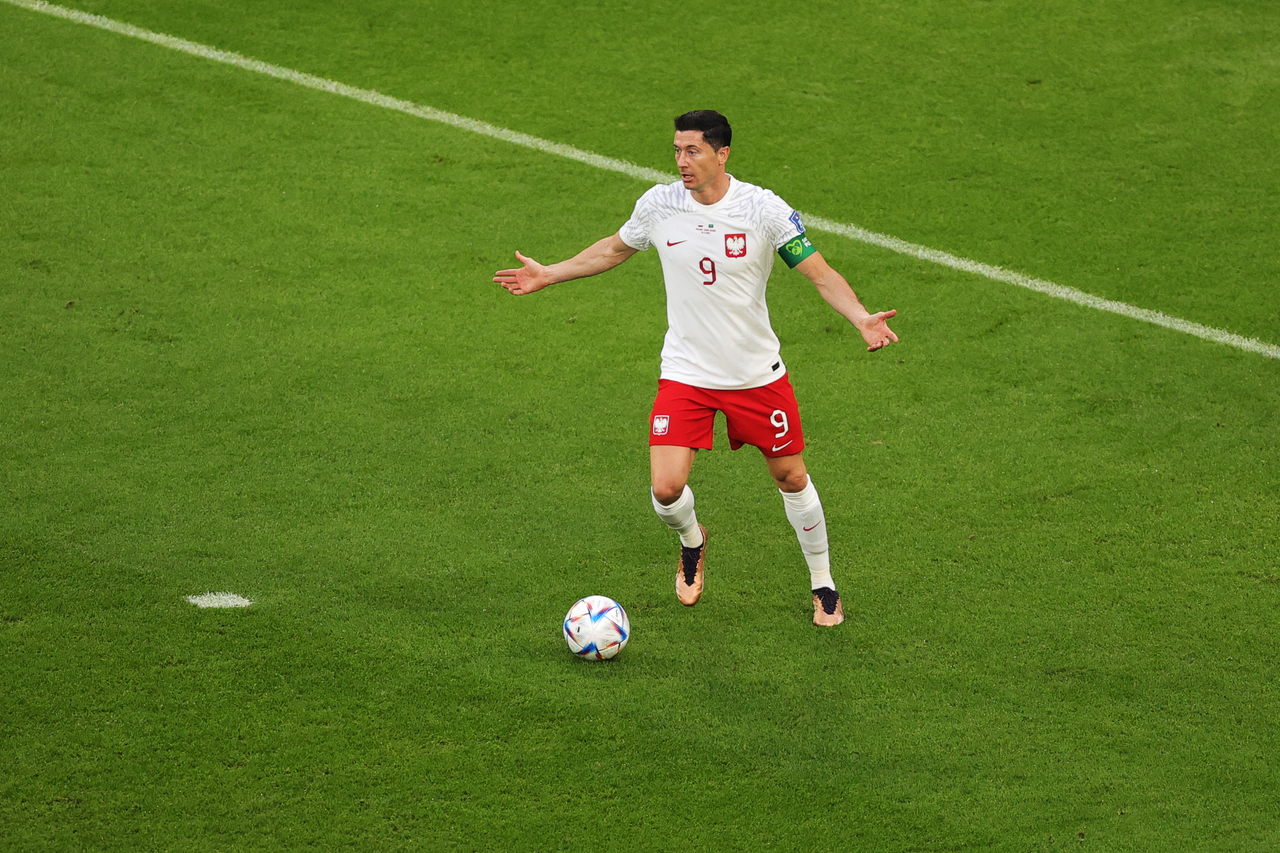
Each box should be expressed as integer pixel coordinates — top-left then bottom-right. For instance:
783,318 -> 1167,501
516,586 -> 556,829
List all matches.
648,375 -> 806,458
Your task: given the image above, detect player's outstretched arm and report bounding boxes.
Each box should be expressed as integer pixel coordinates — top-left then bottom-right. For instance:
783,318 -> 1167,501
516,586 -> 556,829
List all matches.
493,233 -> 637,296
795,252 -> 899,352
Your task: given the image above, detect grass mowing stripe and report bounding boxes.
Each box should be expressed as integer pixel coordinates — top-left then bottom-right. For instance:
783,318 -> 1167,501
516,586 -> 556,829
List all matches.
8,0 -> 1279,362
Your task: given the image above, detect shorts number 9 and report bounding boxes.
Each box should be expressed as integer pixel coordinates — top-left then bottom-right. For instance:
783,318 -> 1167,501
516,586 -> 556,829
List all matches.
770,409 -> 789,438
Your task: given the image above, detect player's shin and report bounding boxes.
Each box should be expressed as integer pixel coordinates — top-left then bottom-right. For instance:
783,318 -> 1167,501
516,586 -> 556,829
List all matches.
651,485 -> 704,548
780,477 -> 834,590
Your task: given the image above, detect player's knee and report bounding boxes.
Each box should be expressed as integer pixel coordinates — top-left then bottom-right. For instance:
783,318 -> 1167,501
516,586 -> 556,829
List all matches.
651,479 -> 686,506
773,467 -> 809,493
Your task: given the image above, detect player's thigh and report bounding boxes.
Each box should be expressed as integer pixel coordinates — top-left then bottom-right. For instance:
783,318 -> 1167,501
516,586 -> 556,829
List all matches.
722,376 -> 806,457
649,380 -> 716,450
650,446 -> 697,504
648,380 -> 712,504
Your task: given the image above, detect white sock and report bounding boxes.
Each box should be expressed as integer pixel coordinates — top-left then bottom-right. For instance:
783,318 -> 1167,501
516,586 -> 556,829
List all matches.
780,477 -> 834,591
651,486 -> 704,548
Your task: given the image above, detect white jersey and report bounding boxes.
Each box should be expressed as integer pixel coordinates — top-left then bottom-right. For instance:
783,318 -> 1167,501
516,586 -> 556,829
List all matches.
618,176 -> 814,390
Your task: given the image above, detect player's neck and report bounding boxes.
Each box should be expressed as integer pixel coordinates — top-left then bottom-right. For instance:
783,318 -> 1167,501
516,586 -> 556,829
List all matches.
690,173 -> 732,206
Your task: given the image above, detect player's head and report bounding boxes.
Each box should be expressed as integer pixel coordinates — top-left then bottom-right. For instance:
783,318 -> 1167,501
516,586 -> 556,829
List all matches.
673,110 -> 732,196
674,110 -> 732,151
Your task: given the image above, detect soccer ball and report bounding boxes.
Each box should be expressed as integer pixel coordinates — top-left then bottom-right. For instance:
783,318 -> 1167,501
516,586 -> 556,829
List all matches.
563,595 -> 630,660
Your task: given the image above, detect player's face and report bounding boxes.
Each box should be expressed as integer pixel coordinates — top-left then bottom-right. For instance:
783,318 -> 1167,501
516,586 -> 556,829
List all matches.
673,130 -> 729,194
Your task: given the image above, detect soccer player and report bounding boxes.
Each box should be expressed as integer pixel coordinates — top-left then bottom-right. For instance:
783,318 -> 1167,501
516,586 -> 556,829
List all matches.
493,110 -> 898,626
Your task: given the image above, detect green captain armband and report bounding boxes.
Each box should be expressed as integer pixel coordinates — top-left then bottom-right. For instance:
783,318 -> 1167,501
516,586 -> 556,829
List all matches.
778,232 -> 817,268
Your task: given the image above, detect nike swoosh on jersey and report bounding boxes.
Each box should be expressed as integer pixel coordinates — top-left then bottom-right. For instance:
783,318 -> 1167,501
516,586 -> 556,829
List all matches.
666,239 -> 687,246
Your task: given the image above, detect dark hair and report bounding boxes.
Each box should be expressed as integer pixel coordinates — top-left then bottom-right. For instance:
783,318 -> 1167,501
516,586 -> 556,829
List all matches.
674,110 -> 732,150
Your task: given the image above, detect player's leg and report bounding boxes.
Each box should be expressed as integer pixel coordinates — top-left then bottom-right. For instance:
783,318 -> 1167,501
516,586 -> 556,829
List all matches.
651,445 -> 708,606
767,452 -> 829,583
722,375 -> 842,626
649,382 -> 712,605
766,452 -> 831,587
650,445 -> 700,543
767,453 -> 843,626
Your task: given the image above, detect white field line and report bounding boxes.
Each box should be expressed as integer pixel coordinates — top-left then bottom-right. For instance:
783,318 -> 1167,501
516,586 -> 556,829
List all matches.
185,591 -> 252,608
803,214 -> 1280,360
7,0 -> 1279,361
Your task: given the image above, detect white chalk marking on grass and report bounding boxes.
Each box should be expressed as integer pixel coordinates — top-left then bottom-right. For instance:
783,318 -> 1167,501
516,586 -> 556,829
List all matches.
803,213 -> 1280,360
185,592 -> 253,609
2,0 -> 671,186
6,0 -> 1279,361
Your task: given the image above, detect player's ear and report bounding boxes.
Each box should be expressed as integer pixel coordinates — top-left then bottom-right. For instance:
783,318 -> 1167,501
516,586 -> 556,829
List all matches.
717,145 -> 731,166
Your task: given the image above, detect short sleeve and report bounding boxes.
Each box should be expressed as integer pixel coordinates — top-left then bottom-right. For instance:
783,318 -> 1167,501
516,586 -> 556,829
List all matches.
758,191 -> 817,268
618,186 -> 661,251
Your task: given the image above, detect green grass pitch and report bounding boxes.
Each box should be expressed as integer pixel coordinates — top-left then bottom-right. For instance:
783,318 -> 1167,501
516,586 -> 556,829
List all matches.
3,0 -> 1278,849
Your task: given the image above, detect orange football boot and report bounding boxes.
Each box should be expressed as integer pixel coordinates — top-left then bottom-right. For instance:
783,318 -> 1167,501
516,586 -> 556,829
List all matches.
812,586 -> 844,627
675,525 -> 707,606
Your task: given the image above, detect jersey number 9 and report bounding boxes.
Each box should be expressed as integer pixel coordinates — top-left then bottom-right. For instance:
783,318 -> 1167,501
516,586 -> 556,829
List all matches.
699,258 -> 717,286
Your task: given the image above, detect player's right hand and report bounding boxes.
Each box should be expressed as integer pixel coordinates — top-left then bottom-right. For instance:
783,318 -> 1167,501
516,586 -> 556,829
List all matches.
493,251 -> 553,296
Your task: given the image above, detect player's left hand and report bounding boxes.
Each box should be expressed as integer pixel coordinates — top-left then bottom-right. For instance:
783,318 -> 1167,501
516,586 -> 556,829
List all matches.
856,309 -> 899,352
493,251 -> 553,296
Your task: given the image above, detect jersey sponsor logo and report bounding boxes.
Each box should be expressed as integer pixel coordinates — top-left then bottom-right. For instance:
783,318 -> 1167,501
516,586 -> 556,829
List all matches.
652,415 -> 670,436
666,239 -> 687,246
725,234 -> 747,258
